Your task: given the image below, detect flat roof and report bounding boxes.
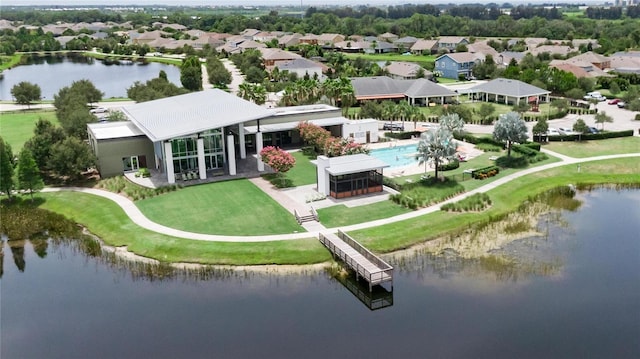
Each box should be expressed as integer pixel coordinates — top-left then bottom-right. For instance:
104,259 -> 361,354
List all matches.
87,121 -> 146,140
266,104 -> 339,117
326,154 -> 389,176
243,117 -> 349,134
122,89 -> 272,142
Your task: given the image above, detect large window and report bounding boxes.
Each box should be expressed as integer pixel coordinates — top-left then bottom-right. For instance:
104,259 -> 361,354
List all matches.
170,129 -> 224,174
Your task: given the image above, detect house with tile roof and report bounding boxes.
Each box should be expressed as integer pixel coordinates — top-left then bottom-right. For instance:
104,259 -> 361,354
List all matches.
258,48 -> 301,66
410,39 -> 438,55
567,51 -> 610,70
378,32 -> 399,43
437,36 -> 469,52
278,33 -> 302,48
384,62 -> 431,80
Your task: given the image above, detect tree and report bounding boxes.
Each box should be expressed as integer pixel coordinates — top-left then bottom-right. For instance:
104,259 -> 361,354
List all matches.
415,128 -> 457,180
11,81 -> 41,108
180,55 -> 203,91
438,113 -> 465,135
17,148 -> 44,201
260,146 -> 295,186
594,111 -> 613,131
238,82 -> 266,105
493,111 -> 528,157
0,137 -> 15,199
23,119 -> 66,171
49,137 -> 96,181
532,118 -> 549,141
573,118 -> 588,134
478,103 -> 495,124
512,101 -> 531,114
206,57 -> 231,88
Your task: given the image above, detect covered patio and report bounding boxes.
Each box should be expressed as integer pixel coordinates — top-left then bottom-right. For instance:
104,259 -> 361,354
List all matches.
315,154 -> 389,199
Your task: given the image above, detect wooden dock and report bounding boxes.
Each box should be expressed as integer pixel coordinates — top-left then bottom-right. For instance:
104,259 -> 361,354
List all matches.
319,230 -> 393,292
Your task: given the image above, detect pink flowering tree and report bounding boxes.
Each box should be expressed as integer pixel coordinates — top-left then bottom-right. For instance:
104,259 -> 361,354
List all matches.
260,146 -> 296,187
297,121 -> 368,157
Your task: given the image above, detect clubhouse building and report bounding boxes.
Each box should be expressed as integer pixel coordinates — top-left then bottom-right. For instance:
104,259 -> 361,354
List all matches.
87,89 -> 379,185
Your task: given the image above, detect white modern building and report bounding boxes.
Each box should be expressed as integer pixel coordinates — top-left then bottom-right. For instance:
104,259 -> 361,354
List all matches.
88,89 -> 379,183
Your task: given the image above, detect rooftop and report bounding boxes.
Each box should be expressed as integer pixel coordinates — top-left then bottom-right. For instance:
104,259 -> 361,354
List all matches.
325,154 -> 390,176
88,121 -> 145,140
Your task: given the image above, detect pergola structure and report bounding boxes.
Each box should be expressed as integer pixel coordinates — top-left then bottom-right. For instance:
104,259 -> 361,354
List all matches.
467,78 -> 551,105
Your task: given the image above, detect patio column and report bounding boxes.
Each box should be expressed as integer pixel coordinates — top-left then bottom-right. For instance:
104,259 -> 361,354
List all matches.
238,123 -> 246,159
197,138 -> 206,180
227,134 -> 237,176
316,155 -> 330,195
256,131 -> 264,172
164,141 -> 175,184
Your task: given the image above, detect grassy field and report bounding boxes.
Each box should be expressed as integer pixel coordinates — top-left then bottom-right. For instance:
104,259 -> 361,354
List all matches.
348,157 -> 640,252
0,109 -> 59,150
344,52 -> 436,69
135,179 -> 304,235
543,137 -> 640,158
35,191 -> 330,265
262,151 -> 317,187
317,200 -> 410,227
0,54 -> 22,71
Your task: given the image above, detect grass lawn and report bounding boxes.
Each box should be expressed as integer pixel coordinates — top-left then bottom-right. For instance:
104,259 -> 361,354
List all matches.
317,200 -> 410,227
135,179 -> 304,235
344,52 -> 436,68
543,137 -> 640,158
0,109 -> 59,150
262,151 -> 317,187
348,157 -> 640,252
0,54 -> 22,71
35,191 -> 330,265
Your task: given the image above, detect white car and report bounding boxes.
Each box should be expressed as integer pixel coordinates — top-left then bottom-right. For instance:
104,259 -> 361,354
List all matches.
558,127 -> 578,135
547,128 -> 561,136
90,107 -> 108,114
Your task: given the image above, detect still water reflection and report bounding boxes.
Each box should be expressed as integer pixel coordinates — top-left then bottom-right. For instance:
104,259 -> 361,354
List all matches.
0,54 -> 181,100
1,189 -> 639,358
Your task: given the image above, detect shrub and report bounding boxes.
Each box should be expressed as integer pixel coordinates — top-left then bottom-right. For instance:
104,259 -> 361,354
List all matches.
441,193 -> 492,212
437,158 -> 460,171
476,143 -> 502,152
496,155 -> 529,168
635,114 -> 640,121
384,131 -> 421,140
472,166 -> 500,179
547,130 -> 634,141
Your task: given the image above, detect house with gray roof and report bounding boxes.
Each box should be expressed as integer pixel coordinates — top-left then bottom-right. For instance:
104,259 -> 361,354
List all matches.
350,76 -> 457,105
434,52 -> 483,79
467,78 -> 550,106
384,61 -> 430,80
88,90 -> 365,184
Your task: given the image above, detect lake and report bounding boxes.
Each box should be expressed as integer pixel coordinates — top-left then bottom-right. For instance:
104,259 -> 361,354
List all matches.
0,54 -> 181,100
1,188 -> 639,358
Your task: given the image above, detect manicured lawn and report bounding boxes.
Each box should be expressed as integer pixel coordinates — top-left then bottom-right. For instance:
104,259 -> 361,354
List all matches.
344,52 -> 436,68
543,137 -> 640,158
35,191 -> 330,265
0,110 -> 59,150
263,151 -> 317,187
348,157 -> 640,252
317,200 -> 410,227
135,179 -> 304,235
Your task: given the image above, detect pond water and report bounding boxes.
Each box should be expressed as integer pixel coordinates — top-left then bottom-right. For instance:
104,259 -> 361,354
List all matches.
0,54 -> 181,100
1,188 -> 639,358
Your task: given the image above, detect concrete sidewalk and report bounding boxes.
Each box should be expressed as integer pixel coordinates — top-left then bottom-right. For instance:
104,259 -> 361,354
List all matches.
41,152 -> 640,242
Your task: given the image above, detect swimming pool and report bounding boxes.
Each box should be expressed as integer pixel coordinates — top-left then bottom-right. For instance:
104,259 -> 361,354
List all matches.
369,144 -> 419,168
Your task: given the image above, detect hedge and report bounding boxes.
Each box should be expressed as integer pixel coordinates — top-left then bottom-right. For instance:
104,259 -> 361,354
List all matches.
471,165 -> 500,179
547,129 -> 634,142
385,131 -> 421,140
437,158 -> 460,171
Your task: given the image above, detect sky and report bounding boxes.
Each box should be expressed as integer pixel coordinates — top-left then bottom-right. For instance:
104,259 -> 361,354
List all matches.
1,0 -> 587,6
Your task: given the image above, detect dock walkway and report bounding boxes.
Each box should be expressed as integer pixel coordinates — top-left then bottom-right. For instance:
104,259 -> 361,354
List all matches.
319,230 -> 393,291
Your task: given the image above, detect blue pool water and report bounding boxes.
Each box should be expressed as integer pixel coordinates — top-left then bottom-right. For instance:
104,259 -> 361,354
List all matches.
369,144 -> 419,168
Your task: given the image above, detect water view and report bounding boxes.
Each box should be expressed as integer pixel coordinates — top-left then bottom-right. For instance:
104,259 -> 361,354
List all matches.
369,144 -> 419,168
0,54 -> 181,100
1,188 -> 639,358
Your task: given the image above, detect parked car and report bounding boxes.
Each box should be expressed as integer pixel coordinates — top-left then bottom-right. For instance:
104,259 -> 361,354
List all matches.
547,128 -> 561,136
584,91 -> 606,101
382,122 -> 404,131
90,107 -> 108,114
608,99 -> 620,105
585,126 -> 599,134
617,101 -> 626,108
558,127 -> 578,135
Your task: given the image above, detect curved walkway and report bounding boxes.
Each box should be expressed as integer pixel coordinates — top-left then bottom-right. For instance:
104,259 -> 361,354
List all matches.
42,152 -> 640,242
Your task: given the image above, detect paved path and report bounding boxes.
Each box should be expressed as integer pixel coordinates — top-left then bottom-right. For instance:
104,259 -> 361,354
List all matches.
41,152 -> 640,242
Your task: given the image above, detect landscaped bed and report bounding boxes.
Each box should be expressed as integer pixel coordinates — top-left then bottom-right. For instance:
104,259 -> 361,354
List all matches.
135,179 -> 304,235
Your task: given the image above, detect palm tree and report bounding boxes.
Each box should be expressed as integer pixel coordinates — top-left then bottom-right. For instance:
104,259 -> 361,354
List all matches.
415,128 -> 457,180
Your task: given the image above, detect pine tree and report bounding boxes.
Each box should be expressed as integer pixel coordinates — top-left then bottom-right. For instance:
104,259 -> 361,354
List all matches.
17,148 -> 44,201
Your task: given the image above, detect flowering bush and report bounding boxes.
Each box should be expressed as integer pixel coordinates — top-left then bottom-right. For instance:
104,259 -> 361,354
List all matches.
297,121 -> 368,157
260,146 -> 295,175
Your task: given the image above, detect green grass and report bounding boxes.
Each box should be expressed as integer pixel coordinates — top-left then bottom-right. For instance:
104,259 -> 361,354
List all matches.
318,200 -> 410,227
135,179 -> 304,235
0,109 -> 59,150
344,52 -> 436,68
35,191 -> 330,265
543,137 -> 640,158
262,151 -> 317,187
0,54 -> 22,71
348,157 -> 640,252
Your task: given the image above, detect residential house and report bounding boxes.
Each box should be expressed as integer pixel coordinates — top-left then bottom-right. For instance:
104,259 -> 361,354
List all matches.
384,62 -> 430,80
133,30 -> 168,46
278,33 -> 302,48
608,53 -> 640,74
240,28 -> 261,40
258,48 -> 302,67
567,51 -> 610,70
238,40 -> 267,51
434,52 -> 482,80
467,78 -> 550,106
497,51 -> 526,66
437,36 -> 469,52
272,58 -> 326,80
317,33 -> 345,47
253,31 -> 278,43
467,40 -> 499,59
410,39 -> 438,55
548,60 -> 612,79
572,38 -> 600,50
378,32 -> 398,43
299,34 -> 319,45
529,45 -> 572,57
393,36 -> 418,52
